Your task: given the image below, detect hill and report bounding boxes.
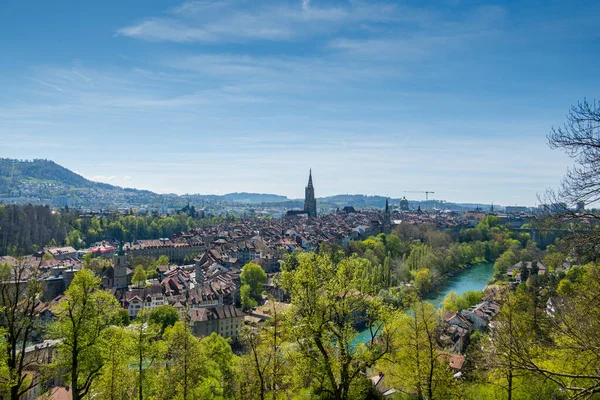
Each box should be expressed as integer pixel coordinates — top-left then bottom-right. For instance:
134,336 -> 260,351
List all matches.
0,158 -> 170,208
0,158 -> 114,193
0,158 -> 287,209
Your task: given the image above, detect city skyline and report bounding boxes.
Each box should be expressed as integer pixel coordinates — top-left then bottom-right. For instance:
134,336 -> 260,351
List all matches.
2,0 -> 599,204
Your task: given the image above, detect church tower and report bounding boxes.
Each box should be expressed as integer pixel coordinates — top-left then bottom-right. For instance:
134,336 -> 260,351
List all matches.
304,169 -> 317,217
385,198 -> 391,222
113,241 -> 128,289
383,198 -> 391,233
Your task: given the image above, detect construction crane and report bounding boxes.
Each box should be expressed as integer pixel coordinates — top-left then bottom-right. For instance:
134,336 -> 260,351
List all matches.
404,191 -> 435,210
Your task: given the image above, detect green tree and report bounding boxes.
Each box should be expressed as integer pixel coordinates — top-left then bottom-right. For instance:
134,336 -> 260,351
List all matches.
237,300 -> 287,400
384,233 -> 404,257
158,321 -> 221,400
240,262 -> 267,300
50,269 -> 120,400
93,326 -> 134,400
494,249 -> 517,276
442,291 -> 469,312
132,266 -> 147,288
556,278 -> 573,296
200,333 -> 236,399
543,250 -> 566,275
85,257 -> 112,275
383,253 -> 392,288
0,326 -> 8,395
500,264 -> 600,397
115,308 -> 131,326
156,255 -> 169,266
281,253 -> 392,400
82,252 -> 93,266
148,305 -> 179,335
405,244 -> 432,271
66,229 -> 83,249
443,290 -> 485,311
0,260 -> 44,400
130,312 -> 162,400
378,301 -> 451,400
463,290 -> 485,306
414,268 -> 433,294
485,292 -> 532,400
240,284 -> 257,311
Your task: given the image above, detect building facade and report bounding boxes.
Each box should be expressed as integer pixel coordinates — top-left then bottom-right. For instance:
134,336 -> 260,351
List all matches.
188,304 -> 246,340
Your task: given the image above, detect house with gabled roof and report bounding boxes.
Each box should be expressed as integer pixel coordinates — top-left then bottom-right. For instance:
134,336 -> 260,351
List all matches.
188,304 -> 246,340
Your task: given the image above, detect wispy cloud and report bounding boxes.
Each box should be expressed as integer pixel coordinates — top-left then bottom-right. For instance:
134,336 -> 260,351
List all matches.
117,0 -> 405,43
89,175 -> 116,182
71,70 -> 93,83
302,0 -> 310,12
25,77 -> 65,93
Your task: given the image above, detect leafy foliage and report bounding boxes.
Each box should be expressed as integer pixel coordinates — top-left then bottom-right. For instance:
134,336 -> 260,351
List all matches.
240,262 -> 267,311
442,290 -> 485,312
148,305 -> 180,335
378,301 -> 453,399
50,269 -> 120,400
280,252 -> 392,400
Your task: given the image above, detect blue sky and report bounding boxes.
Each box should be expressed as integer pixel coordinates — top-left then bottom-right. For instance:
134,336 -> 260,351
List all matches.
1,0 -> 599,205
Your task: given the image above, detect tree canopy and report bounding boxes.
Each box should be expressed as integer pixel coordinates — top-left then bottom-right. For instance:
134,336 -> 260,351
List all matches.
240,262 -> 267,311
50,268 -> 120,400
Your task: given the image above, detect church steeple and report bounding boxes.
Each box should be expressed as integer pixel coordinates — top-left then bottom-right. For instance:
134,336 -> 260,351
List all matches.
304,169 -> 317,218
383,198 -> 391,233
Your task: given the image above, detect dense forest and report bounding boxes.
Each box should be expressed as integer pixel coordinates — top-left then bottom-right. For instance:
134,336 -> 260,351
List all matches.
0,205 -> 71,256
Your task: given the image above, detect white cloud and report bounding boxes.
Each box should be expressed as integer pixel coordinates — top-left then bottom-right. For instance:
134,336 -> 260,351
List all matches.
89,175 -> 116,182
118,19 -> 214,42
117,1 -> 405,43
302,0 -> 310,12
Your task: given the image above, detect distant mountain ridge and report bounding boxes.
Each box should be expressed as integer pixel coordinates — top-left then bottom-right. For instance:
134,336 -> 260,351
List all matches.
0,158 -> 495,211
220,192 -> 288,203
0,158 -> 289,206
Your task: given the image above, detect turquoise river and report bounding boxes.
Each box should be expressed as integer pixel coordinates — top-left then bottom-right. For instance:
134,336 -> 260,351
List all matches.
354,262 -> 495,344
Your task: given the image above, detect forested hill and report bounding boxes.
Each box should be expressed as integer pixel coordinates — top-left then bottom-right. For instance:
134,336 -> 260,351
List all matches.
0,158 -> 171,209
0,158 -> 114,191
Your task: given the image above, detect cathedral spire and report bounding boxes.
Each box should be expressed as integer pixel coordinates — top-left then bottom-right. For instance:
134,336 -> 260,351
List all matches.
304,169 -> 317,217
